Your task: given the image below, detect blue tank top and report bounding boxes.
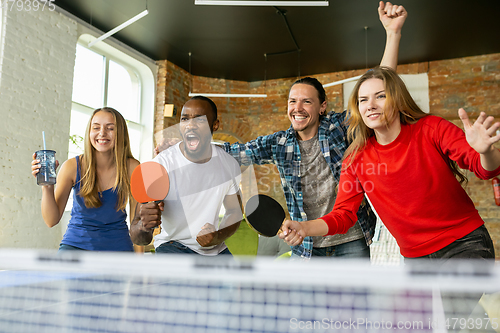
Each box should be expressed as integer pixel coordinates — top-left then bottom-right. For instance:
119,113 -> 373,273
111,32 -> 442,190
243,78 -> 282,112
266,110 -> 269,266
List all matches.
61,156 -> 134,251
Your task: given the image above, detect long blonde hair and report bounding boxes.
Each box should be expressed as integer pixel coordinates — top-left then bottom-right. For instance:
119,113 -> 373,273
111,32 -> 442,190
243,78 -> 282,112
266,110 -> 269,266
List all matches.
344,66 -> 467,184
79,107 -> 134,210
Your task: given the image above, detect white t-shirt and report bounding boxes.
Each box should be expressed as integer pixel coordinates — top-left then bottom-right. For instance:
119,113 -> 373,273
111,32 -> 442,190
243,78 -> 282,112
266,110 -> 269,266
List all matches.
153,143 -> 241,255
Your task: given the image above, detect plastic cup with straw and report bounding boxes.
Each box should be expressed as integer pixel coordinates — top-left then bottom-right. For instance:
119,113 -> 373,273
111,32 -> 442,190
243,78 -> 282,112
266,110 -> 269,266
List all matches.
36,131 -> 56,186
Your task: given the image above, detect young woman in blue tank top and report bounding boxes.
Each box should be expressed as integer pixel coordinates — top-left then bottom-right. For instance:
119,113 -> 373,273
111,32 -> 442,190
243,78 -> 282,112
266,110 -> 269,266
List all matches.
31,107 -> 140,251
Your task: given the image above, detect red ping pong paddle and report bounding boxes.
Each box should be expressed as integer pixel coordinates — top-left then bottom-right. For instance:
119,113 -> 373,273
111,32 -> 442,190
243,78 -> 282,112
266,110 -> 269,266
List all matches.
131,161 -> 170,204
244,194 -> 286,237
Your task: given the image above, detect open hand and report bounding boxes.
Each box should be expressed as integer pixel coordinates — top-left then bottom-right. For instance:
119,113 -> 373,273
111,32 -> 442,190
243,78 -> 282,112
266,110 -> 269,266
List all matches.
458,108 -> 500,154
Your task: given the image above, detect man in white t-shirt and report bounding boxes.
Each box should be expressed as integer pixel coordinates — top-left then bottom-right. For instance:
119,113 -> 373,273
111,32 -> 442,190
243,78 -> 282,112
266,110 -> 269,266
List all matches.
130,96 -> 243,256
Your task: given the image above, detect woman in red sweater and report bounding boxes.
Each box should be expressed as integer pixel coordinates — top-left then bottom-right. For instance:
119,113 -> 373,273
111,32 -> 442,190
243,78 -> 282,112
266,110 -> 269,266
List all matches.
280,66 -> 500,260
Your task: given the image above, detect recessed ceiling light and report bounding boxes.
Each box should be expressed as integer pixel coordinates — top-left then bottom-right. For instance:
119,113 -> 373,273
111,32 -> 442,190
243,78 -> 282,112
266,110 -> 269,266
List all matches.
195,1 -> 328,6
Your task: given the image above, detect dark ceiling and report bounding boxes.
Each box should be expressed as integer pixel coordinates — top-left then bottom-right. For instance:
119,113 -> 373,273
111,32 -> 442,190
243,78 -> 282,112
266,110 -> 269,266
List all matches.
55,0 -> 500,82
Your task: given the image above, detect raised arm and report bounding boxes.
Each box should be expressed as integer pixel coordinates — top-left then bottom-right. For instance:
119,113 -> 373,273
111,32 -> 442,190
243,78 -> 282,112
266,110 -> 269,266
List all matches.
378,1 -> 408,70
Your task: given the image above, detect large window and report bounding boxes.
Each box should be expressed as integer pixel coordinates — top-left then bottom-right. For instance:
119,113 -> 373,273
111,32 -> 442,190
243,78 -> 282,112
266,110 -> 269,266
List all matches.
69,43 -> 144,159
63,34 -> 155,223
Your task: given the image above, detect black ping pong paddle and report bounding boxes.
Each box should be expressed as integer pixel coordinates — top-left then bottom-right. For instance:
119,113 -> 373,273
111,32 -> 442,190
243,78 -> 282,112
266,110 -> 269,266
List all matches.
244,194 -> 286,237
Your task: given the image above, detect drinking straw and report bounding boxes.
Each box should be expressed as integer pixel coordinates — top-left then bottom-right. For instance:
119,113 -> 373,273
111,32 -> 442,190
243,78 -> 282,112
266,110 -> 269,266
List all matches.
42,131 -> 46,150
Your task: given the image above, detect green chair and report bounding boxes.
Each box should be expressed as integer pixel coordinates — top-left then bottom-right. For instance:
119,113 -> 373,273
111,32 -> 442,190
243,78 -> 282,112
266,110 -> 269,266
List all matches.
276,251 -> 291,260
225,219 -> 259,256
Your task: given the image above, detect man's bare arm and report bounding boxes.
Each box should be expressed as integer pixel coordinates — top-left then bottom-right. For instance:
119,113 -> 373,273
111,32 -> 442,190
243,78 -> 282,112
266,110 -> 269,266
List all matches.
196,192 -> 243,247
130,202 -> 163,246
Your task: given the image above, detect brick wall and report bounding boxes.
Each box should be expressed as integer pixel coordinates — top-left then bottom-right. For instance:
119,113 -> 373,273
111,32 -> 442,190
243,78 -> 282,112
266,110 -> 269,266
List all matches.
0,9 -> 77,248
157,53 -> 500,258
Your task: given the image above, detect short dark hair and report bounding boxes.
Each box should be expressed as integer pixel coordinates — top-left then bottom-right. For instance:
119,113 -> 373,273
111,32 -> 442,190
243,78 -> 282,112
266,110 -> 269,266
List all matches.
188,95 -> 218,120
290,77 -> 326,104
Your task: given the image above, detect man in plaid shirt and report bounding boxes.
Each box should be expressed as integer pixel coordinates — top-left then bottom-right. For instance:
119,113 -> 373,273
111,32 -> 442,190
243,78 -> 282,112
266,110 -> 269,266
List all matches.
223,2 -> 407,259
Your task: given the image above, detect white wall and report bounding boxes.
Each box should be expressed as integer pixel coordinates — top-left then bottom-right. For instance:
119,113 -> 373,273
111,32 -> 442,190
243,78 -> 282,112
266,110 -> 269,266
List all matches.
0,7 -> 157,250
0,8 -> 77,249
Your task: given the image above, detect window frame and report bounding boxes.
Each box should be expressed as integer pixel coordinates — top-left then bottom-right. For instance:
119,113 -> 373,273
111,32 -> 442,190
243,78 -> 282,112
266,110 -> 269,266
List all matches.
70,33 -> 156,162
63,33 -> 156,220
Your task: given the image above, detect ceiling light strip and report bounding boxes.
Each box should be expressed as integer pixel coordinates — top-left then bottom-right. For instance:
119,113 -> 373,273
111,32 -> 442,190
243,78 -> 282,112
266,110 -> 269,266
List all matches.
188,92 -> 267,98
195,1 -> 328,6
323,75 -> 362,88
88,9 -> 149,48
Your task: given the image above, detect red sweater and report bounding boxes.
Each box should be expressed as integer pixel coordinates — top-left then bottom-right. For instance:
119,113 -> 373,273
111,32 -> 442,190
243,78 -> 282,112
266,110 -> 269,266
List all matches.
321,115 -> 500,257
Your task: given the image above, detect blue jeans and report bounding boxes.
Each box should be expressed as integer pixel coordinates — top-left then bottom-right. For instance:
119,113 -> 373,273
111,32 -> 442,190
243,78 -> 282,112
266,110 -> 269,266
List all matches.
406,225 -> 495,261
405,225 -> 495,332
312,238 -> 370,259
59,243 -> 86,251
155,241 -> 232,255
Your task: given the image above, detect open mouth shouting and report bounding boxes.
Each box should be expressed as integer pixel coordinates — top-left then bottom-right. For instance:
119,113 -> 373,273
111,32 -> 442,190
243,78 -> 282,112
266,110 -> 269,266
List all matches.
185,132 -> 201,151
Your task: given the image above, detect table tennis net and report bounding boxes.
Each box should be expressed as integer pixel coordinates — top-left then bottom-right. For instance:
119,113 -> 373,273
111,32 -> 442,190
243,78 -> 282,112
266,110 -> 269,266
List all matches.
1,250 -> 499,333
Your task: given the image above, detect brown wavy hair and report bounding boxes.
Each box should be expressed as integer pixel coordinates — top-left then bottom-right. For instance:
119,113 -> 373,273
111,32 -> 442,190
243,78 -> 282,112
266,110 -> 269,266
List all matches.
344,66 -> 467,185
79,107 -> 135,210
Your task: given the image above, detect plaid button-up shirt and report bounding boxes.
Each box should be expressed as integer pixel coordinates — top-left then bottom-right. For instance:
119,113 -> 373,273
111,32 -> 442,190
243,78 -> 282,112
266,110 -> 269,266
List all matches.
224,110 -> 376,259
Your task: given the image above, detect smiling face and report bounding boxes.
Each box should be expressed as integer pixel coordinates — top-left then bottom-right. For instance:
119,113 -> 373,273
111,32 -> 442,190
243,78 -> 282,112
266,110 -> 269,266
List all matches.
358,78 -> 387,129
179,99 -> 219,162
287,83 -> 327,141
89,110 -> 116,153
358,78 -> 400,144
